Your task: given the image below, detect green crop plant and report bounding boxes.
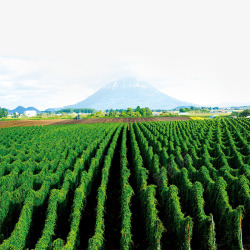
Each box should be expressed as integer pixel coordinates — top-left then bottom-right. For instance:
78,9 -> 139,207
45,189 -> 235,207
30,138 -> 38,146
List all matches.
0,118 -> 249,249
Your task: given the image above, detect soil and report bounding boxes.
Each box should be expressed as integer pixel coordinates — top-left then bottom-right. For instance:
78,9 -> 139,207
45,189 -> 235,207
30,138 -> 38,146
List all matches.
0,117 -> 190,128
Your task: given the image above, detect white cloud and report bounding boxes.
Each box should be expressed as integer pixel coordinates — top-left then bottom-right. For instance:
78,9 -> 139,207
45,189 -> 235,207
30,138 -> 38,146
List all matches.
0,0 -> 249,109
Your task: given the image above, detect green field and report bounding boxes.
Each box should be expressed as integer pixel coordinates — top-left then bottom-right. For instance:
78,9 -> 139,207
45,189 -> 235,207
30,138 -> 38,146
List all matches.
0,119 -> 249,249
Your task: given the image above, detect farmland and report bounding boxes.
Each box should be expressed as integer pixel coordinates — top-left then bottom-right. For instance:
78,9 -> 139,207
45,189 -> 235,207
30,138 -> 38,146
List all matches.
0,116 -> 190,129
0,118 -> 249,249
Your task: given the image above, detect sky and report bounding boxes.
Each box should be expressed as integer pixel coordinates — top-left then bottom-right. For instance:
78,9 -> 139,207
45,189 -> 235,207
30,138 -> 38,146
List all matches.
0,0 -> 250,110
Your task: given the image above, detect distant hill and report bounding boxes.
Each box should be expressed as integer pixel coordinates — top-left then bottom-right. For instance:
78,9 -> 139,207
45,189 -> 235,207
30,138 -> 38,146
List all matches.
44,107 -> 62,112
63,78 -> 196,110
8,106 -> 41,114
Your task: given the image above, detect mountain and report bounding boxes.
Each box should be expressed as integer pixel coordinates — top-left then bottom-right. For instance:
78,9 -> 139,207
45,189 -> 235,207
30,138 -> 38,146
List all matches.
64,78 -> 196,110
8,106 -> 41,114
45,107 -> 62,112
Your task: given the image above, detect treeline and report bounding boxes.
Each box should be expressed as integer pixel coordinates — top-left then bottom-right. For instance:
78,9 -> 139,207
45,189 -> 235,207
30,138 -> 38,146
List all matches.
54,108 -> 96,114
105,106 -> 152,117
179,107 -> 211,113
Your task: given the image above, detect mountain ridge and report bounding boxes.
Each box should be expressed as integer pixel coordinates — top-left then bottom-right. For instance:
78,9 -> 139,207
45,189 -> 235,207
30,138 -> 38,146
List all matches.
8,106 -> 41,114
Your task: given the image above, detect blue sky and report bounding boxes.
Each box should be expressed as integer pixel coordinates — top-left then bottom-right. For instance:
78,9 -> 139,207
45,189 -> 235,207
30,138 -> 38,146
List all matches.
0,0 -> 250,110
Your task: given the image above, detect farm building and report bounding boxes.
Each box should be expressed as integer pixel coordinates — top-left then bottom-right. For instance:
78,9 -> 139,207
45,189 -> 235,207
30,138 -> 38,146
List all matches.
24,110 -> 37,117
152,112 -> 162,116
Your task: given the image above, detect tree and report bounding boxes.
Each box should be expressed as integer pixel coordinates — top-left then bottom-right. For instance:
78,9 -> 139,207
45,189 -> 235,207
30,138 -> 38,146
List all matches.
145,107 -> 152,116
134,111 -> 141,117
135,106 -> 141,113
140,108 -> 146,117
94,111 -> 105,117
13,112 -> 19,118
127,108 -> 134,116
109,109 -> 114,117
239,109 -> 250,117
0,108 -> 8,118
121,111 -> 127,117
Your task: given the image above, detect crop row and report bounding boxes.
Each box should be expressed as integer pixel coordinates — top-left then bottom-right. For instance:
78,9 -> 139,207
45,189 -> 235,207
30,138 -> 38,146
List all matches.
0,118 -> 249,249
